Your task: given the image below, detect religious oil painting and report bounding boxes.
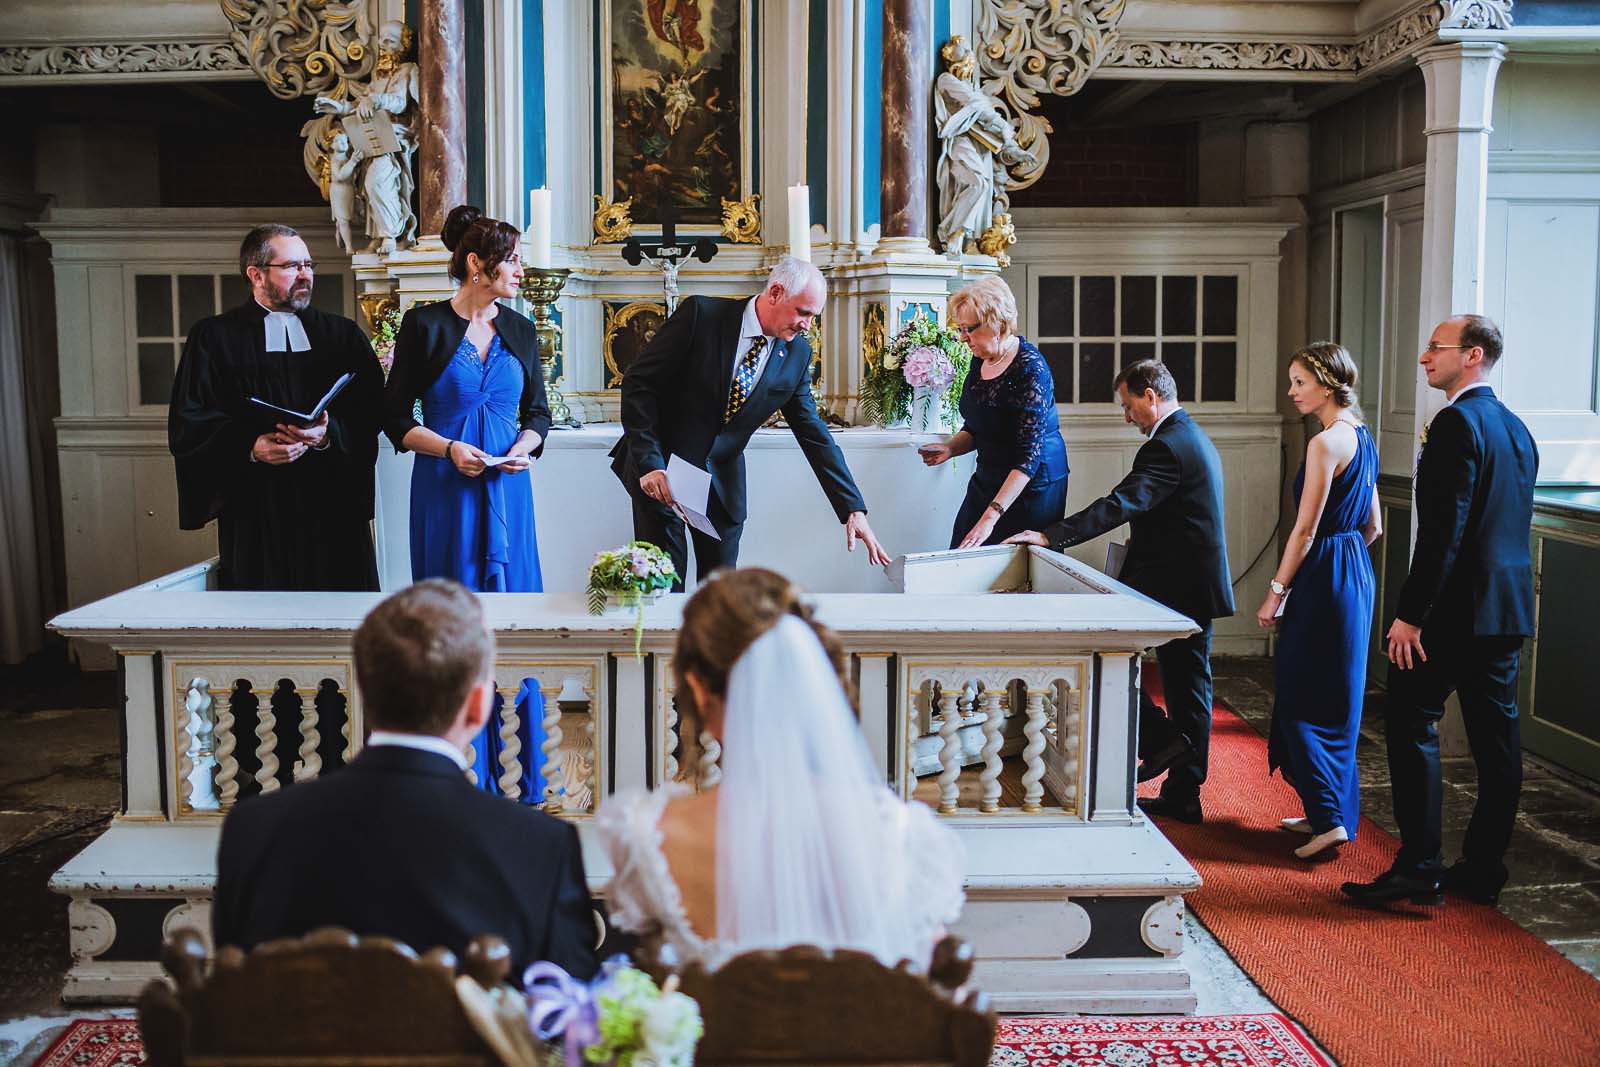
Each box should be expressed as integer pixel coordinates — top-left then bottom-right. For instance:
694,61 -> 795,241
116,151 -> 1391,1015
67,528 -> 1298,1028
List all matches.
604,300 -> 670,388
603,0 -> 749,231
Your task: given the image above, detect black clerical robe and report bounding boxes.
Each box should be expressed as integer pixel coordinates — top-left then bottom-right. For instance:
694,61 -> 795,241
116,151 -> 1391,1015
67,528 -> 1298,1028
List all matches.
169,301 -> 383,591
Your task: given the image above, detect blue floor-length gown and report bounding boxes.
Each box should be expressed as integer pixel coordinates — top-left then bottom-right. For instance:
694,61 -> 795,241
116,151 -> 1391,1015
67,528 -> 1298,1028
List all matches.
1268,423 -> 1378,836
411,331 -> 547,801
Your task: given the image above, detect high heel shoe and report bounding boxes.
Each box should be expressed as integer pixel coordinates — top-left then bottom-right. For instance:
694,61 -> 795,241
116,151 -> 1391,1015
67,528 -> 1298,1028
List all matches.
1294,826 -> 1349,860
1280,817 -> 1314,835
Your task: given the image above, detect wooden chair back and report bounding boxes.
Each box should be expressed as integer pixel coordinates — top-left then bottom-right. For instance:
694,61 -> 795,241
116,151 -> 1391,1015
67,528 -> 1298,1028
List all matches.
138,927 -> 511,1067
658,936 -> 995,1067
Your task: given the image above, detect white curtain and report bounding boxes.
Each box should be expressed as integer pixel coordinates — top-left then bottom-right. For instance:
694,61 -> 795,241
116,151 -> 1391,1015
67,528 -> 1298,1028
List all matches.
0,233 -> 47,663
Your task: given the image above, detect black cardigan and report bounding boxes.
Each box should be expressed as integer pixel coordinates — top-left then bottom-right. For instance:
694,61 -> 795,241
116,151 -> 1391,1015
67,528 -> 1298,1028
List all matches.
381,298 -> 552,455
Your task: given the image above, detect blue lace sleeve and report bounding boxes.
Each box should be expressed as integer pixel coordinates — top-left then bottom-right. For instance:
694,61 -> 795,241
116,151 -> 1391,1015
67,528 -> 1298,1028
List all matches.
1007,350 -> 1055,477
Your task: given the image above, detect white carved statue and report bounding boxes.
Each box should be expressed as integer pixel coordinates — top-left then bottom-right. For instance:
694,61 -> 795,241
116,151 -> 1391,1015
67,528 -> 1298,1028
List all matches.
327,130 -> 360,254
934,36 -> 1036,256
309,20 -> 419,254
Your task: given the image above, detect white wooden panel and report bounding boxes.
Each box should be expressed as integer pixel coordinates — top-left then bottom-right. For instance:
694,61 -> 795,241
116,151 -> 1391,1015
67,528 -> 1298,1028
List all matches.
132,454 -> 214,583
88,263 -> 125,416
1499,202 -> 1599,414
53,265 -> 94,416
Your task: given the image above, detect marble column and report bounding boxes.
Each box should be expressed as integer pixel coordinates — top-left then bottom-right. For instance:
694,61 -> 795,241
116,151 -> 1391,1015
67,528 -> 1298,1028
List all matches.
878,0 -> 931,251
418,0 -> 468,234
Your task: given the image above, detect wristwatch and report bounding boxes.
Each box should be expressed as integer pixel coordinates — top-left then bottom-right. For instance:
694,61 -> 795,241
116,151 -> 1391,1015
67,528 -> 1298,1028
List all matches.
987,499 -> 1006,516
1270,579 -> 1288,596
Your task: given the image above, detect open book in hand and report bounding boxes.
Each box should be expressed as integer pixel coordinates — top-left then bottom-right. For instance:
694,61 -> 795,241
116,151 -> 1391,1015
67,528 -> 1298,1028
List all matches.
248,372 -> 354,427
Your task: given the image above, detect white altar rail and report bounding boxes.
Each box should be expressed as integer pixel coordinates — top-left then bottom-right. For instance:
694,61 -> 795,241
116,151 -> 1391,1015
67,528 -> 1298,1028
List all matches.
48,548 -> 1204,1012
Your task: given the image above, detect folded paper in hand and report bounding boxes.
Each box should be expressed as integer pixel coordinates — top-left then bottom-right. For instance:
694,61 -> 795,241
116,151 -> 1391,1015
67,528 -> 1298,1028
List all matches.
248,372 -> 354,427
1104,541 -> 1128,579
666,454 -> 721,541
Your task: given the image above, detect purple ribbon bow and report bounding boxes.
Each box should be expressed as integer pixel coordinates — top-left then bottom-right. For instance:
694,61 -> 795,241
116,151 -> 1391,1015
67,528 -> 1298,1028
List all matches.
524,961 -> 599,1066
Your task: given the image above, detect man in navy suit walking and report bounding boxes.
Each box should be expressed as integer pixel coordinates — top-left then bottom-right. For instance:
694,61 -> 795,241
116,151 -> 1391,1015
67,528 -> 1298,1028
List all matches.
1344,315 -> 1538,908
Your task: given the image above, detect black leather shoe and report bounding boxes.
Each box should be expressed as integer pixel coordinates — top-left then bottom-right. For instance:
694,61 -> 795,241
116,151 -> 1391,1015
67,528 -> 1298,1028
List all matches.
1443,862 -> 1505,906
1340,869 -> 1444,907
1137,794 -> 1203,824
1136,737 -> 1197,783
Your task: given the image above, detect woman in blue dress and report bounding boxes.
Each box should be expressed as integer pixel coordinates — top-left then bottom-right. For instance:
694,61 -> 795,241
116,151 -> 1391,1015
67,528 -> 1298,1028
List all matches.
1257,342 -> 1381,860
920,276 -> 1069,547
382,204 -> 552,801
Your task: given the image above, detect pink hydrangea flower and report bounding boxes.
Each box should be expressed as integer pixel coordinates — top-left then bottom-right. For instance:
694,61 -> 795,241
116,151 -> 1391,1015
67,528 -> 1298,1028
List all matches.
902,345 -> 955,390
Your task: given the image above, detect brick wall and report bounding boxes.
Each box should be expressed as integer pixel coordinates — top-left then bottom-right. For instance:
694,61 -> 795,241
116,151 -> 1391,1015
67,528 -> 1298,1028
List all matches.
1009,102 -> 1197,208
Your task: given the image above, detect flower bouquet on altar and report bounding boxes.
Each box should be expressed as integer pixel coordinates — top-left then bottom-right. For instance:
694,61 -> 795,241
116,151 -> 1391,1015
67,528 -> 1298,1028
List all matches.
861,312 -> 971,433
369,305 -> 403,379
529,957 -> 703,1067
587,541 -> 678,654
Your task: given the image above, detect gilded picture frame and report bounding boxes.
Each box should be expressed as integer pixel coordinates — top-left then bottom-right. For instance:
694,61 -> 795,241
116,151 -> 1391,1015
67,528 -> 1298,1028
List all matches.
600,0 -> 752,236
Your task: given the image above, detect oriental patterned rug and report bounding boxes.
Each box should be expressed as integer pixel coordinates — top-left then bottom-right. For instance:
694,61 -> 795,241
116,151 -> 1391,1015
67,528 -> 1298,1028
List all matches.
992,1014 -> 1328,1067
30,1019 -> 142,1067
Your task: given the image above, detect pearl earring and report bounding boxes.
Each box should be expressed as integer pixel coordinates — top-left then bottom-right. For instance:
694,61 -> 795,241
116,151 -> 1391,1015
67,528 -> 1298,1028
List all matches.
473,272 -> 481,284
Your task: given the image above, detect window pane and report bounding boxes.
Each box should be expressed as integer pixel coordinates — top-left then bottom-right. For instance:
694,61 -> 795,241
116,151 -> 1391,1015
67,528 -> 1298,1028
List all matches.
1203,275 -> 1239,335
139,342 -> 176,406
1122,341 -> 1156,370
1203,341 -> 1238,401
135,275 -> 172,337
1121,276 -> 1156,335
1162,275 -> 1196,336
1038,276 -> 1074,337
1081,276 -> 1115,336
178,275 -> 214,338
220,273 -> 249,309
310,273 -> 344,315
1163,341 -> 1196,402
1080,342 -> 1114,403
1038,342 -> 1074,403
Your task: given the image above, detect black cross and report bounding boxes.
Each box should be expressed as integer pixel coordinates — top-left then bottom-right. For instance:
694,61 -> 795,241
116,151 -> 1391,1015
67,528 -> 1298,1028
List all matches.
621,194 -> 718,267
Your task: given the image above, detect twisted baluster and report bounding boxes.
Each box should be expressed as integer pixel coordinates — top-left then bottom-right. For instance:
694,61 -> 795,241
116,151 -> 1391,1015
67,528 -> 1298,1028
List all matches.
936,681 -> 967,814
978,686 -> 1005,813
341,714 -> 353,765
1060,684 -> 1080,807
181,678 -> 218,811
254,695 -> 279,795
294,686 -> 322,784
462,737 -> 479,786
498,689 -> 523,800
1021,689 -> 1047,812
665,695 -> 680,782
540,686 -> 564,812
215,683 -> 242,807
698,729 -> 722,790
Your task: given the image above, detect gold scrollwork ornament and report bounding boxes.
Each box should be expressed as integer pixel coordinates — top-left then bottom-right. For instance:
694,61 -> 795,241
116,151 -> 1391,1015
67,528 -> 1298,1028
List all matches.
862,302 -> 888,368
719,194 -> 762,243
976,213 -> 1018,267
592,195 -> 635,244
603,300 -> 668,387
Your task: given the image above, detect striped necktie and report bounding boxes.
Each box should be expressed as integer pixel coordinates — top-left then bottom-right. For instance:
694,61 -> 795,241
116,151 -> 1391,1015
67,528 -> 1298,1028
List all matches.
724,335 -> 768,421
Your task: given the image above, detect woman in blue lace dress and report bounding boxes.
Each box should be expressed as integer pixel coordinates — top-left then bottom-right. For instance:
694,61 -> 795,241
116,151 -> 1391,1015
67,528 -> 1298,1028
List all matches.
921,276 -> 1069,548
381,204 -> 552,800
1257,343 -> 1381,861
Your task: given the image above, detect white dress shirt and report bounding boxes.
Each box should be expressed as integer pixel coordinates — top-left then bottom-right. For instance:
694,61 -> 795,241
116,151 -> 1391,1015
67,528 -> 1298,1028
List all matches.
365,729 -> 470,771
258,300 -> 311,353
733,297 -> 778,386
1448,381 -> 1492,405
1148,405 -> 1184,439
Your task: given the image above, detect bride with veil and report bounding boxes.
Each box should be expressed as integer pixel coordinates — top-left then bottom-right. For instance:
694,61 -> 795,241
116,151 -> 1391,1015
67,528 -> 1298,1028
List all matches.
597,568 -> 965,971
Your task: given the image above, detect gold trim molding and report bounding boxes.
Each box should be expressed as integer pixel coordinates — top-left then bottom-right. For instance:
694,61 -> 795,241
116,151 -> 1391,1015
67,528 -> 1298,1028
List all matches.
720,194 -> 762,244
592,194 -> 635,244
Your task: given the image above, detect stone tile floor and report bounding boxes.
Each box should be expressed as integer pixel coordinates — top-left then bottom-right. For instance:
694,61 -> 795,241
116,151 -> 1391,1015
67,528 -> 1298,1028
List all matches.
0,652 -> 1595,1063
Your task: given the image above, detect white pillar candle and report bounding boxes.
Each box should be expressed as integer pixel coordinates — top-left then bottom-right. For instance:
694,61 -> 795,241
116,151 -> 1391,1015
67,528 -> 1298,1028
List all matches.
527,187 -> 553,269
787,185 -> 810,261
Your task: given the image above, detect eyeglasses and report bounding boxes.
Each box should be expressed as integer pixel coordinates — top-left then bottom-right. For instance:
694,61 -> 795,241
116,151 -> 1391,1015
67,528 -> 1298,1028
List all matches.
1423,342 -> 1470,354
954,321 -> 982,336
265,261 -> 317,273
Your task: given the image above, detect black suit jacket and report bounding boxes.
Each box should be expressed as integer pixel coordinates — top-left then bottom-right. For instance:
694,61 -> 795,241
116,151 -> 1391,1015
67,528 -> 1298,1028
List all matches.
1397,386 -> 1538,637
609,295 -> 867,526
382,298 -> 551,455
1042,409 -> 1235,624
213,744 -> 597,984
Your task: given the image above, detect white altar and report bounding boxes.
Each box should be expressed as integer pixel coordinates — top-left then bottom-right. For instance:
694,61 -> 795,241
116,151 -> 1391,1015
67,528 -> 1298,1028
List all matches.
48,541 -> 1203,1014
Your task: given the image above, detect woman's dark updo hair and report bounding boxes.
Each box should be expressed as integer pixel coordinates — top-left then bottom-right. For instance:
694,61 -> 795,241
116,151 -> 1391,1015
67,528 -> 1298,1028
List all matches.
673,568 -> 855,767
1291,341 -> 1363,420
442,204 -> 521,283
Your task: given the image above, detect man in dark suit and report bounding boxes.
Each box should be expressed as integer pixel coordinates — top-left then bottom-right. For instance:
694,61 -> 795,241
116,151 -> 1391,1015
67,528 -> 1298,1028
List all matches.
213,579 -> 598,982
1008,360 -> 1234,823
1343,315 -> 1538,909
610,255 -> 890,586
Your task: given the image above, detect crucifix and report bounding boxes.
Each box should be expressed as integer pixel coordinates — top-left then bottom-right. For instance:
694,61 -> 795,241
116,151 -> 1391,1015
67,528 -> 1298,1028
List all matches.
621,195 -> 718,316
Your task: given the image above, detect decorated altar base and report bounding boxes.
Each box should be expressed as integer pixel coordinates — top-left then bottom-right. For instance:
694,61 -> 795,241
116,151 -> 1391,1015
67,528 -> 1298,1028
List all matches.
48,547 -> 1202,1014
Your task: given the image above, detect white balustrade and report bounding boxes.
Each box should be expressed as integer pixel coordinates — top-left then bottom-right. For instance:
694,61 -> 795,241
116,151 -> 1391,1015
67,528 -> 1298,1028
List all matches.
497,688 -> 523,800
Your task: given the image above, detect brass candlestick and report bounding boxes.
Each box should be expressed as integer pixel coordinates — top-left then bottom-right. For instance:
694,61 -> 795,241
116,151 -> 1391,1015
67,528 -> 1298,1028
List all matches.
519,267 -> 581,428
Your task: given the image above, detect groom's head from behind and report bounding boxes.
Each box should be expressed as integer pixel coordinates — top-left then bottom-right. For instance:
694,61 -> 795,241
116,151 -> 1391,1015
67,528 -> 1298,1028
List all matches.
353,579 -> 495,748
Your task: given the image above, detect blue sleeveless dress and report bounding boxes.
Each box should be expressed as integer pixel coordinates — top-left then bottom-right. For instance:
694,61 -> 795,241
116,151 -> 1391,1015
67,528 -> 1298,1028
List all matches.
411,331 -> 547,800
1268,423 -> 1378,836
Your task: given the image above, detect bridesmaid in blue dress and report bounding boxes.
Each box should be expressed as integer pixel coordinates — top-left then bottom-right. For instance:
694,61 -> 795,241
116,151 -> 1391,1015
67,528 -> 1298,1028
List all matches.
381,204 -> 553,801
1258,343 -> 1382,861
921,276 -> 1069,547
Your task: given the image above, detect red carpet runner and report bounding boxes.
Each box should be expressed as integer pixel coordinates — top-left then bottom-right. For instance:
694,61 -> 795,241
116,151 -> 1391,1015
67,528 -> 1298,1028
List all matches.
31,1019 -> 141,1067
994,1014 -> 1327,1066
1141,675 -> 1600,1066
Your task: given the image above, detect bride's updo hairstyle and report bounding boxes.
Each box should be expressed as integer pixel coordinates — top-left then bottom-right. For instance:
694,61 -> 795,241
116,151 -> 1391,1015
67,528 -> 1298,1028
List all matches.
674,568 -> 855,739
1290,341 -> 1364,421
441,203 -> 521,283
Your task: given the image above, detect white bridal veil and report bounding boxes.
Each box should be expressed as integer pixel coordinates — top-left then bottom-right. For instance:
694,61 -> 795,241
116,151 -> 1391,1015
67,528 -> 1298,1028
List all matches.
714,614 -> 927,966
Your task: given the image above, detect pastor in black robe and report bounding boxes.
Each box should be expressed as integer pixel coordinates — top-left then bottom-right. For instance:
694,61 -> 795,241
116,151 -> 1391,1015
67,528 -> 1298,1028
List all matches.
169,301 -> 383,591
